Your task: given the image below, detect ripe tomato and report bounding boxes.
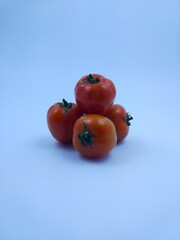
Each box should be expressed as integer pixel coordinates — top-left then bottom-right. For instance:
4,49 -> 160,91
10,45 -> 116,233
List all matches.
74,73 -> 116,115
105,104 -> 133,142
73,114 -> 117,158
47,99 -> 82,144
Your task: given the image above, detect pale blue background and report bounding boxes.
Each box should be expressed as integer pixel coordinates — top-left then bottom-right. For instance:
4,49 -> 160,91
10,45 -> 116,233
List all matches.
0,0 -> 180,239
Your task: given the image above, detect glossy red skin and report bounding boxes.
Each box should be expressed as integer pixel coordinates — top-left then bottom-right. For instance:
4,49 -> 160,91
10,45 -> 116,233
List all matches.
47,103 -> 82,144
74,74 -> 116,115
73,114 -> 117,158
105,104 -> 129,142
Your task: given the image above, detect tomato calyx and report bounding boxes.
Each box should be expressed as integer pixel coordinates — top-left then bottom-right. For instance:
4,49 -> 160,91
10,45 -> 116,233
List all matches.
58,99 -> 72,115
124,113 -> 133,126
78,120 -> 94,148
82,74 -> 100,84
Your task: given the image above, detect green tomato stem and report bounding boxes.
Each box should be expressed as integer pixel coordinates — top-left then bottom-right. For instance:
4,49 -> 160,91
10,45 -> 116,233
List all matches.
124,113 -> 133,126
82,74 -> 100,84
78,120 -> 94,148
58,99 -> 72,115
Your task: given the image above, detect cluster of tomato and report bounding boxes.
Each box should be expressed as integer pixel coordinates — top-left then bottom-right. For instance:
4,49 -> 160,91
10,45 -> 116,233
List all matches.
47,73 -> 133,158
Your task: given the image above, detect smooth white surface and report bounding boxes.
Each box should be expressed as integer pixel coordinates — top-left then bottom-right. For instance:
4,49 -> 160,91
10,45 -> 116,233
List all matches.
0,0 -> 180,239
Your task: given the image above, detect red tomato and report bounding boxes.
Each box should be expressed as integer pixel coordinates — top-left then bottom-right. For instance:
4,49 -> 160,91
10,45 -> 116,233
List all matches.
74,73 -> 116,115
73,114 -> 117,158
105,104 -> 133,142
47,99 -> 82,144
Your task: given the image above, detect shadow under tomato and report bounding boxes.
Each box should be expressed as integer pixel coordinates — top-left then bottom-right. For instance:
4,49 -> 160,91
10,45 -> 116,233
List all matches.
54,140 -> 111,163
77,152 -> 111,164
33,135 -> 55,149
36,136 -> 113,164
116,139 -> 127,146
55,141 -> 74,150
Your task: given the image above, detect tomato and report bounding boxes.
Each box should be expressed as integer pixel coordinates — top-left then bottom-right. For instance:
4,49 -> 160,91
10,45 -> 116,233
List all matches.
73,114 -> 117,158
105,104 -> 133,142
47,99 -> 82,144
74,73 -> 116,115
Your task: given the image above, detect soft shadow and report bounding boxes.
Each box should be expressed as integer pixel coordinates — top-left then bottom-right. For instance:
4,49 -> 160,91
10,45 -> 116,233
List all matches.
116,139 -> 127,146
54,140 -> 112,164
33,135 -> 74,150
55,141 -> 74,150
32,135 -> 55,149
111,135 -> 149,166
77,152 -> 112,164
33,135 -> 121,165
